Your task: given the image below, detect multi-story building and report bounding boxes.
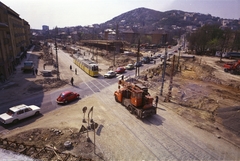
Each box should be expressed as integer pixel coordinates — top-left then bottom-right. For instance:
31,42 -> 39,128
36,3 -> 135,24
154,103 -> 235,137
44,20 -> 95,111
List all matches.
0,2 -> 31,81
42,25 -> 49,31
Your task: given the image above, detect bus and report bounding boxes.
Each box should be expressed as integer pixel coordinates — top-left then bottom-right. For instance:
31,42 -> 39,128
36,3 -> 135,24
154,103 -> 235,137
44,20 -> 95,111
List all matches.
73,54 -> 99,77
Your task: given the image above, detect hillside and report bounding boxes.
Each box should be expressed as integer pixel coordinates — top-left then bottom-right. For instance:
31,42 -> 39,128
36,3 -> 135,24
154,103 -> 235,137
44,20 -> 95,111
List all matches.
101,7 -> 225,31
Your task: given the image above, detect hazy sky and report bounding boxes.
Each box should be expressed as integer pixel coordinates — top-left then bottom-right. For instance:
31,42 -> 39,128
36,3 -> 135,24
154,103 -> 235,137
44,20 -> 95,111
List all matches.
1,0 -> 240,29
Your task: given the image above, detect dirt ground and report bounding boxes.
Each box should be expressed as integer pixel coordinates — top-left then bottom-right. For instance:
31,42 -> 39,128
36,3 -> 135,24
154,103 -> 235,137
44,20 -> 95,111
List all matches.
0,45 -> 240,160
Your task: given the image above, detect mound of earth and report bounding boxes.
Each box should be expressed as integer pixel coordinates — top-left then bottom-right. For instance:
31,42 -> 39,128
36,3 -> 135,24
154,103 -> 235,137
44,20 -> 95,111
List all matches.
1,47 -> 240,160
142,56 -> 240,144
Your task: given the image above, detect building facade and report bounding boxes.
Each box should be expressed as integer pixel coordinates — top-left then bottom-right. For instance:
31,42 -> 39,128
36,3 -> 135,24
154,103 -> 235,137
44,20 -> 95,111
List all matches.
0,2 -> 31,81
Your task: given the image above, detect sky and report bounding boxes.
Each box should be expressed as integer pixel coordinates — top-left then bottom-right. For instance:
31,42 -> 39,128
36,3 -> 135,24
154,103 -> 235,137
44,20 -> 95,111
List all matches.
1,0 -> 240,29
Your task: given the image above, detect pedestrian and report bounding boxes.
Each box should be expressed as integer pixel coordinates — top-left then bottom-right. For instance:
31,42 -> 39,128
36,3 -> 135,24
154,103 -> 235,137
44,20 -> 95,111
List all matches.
75,68 -> 77,75
43,64 -> 46,70
70,65 -> 72,70
32,68 -> 35,75
70,77 -> 74,86
144,74 -> 147,81
155,96 -> 159,108
35,68 -> 38,75
121,75 -> 124,80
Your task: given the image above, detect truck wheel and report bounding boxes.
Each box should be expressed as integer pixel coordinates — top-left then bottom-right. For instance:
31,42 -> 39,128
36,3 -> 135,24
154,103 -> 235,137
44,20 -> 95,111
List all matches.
127,105 -> 131,112
130,107 -> 134,114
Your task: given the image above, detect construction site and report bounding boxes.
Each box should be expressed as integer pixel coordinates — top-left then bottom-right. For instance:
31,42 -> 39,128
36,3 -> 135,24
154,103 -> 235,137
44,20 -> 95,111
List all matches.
0,43 -> 239,160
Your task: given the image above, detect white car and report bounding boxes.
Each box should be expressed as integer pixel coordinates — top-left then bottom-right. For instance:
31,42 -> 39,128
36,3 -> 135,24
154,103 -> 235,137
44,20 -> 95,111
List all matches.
0,104 -> 41,124
104,71 -> 116,78
125,64 -> 134,70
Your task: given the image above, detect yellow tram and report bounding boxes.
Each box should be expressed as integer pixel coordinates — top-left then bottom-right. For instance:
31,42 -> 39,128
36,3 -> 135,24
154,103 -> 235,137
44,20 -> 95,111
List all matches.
73,55 -> 99,77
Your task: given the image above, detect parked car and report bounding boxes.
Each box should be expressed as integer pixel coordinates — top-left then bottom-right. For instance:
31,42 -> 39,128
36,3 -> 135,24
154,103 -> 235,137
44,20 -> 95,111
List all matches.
125,64 -> 134,70
134,61 -> 142,67
104,71 -> 116,78
152,55 -> 158,59
0,104 -> 41,124
161,55 -> 165,59
115,67 -> 126,74
141,56 -> 151,64
56,91 -> 80,104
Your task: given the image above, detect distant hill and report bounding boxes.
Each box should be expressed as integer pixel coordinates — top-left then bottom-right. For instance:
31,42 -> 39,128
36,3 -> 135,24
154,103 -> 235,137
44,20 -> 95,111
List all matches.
100,7 -> 234,32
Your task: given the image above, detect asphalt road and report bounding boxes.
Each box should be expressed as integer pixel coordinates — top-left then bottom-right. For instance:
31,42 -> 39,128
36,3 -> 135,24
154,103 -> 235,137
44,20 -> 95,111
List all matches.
0,45 -> 239,160
0,44 -> 179,125
0,45 -> 155,130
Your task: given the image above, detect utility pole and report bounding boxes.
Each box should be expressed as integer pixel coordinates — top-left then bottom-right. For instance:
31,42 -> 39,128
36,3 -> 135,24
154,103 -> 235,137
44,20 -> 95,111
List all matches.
135,38 -> 140,77
165,55 -> 175,102
160,42 -> 168,96
113,23 -> 119,67
55,27 -> 60,80
176,47 -> 181,72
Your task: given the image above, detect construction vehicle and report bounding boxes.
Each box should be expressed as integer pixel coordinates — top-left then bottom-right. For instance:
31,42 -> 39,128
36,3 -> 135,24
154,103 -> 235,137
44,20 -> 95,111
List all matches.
114,79 -> 157,119
21,61 -> 34,72
223,60 -> 240,74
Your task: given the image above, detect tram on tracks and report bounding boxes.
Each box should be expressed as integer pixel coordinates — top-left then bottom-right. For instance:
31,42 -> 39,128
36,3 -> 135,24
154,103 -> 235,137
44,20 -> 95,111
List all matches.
73,54 -> 99,77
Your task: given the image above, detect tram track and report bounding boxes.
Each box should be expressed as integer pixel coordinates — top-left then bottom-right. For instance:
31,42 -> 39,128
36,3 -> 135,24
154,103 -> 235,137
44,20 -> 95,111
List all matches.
83,75 -> 230,160
82,77 -> 182,160
57,47 -> 237,160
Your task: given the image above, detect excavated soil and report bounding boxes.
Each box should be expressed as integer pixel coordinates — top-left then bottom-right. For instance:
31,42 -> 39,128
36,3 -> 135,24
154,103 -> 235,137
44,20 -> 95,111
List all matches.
1,46 -> 240,160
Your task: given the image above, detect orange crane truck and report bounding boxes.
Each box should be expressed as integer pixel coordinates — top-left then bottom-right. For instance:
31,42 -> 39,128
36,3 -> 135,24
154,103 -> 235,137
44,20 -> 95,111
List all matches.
114,79 -> 157,119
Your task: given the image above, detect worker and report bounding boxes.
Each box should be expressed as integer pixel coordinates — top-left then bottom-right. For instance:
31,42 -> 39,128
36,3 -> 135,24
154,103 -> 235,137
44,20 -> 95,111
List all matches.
70,65 -> 72,70
35,68 -> 38,75
144,74 -> 147,81
70,77 -> 74,86
121,75 -> 124,80
75,68 -> 77,75
155,96 -> 159,108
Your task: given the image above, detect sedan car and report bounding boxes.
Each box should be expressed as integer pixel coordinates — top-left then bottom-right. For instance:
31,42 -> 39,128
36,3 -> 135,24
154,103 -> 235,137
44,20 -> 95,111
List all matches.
125,64 -> 134,70
104,70 -> 116,78
115,67 -> 126,74
152,55 -> 158,59
134,61 -> 142,67
141,56 -> 151,64
0,104 -> 41,124
56,91 -> 80,104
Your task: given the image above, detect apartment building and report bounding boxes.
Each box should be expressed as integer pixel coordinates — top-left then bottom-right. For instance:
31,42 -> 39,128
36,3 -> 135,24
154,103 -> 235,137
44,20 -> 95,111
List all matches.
0,2 -> 31,81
